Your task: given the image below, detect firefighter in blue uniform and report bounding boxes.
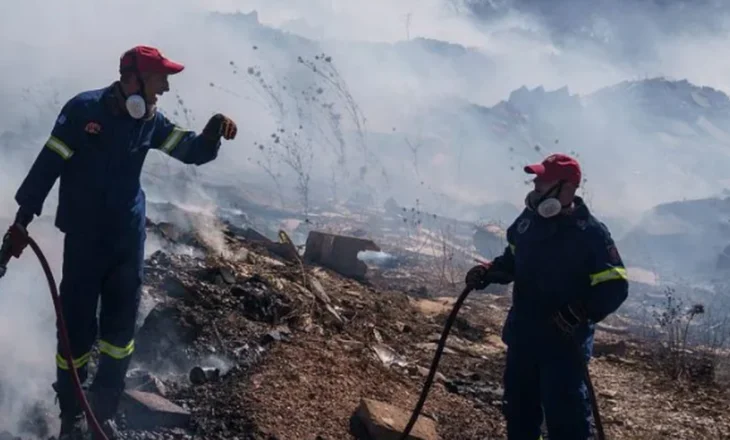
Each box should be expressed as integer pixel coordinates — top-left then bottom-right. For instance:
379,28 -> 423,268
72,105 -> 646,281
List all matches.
466,153 -> 629,440
2,45 -> 238,439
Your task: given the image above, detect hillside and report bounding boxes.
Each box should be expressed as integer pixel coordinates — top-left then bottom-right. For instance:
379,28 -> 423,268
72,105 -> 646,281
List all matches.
2,194 -> 726,440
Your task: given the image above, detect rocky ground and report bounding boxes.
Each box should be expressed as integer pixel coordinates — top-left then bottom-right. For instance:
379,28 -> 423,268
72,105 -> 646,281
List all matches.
4,200 -> 730,440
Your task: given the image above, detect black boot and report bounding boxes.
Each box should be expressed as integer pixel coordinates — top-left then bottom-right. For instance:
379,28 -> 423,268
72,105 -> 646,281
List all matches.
54,382 -> 89,440
58,413 -> 88,440
94,419 -> 121,440
86,388 -> 123,440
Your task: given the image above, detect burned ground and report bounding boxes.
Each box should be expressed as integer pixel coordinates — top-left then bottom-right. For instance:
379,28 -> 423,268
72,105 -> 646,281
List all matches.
5,201 -> 729,440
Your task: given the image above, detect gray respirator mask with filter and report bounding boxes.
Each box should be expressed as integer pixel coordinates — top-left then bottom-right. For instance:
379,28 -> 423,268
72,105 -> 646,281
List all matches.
526,181 -> 569,218
120,52 -> 149,120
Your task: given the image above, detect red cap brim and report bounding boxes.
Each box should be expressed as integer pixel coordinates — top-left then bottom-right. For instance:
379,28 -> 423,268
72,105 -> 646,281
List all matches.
161,58 -> 184,74
524,163 -> 545,175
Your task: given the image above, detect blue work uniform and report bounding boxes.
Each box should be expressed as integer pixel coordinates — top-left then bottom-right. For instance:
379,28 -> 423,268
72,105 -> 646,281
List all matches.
14,82 -> 221,419
489,197 -> 629,440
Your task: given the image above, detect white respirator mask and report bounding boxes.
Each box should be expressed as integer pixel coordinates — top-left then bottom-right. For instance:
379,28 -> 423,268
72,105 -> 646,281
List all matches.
120,51 -> 150,120
526,181 -> 568,219
125,94 -> 147,120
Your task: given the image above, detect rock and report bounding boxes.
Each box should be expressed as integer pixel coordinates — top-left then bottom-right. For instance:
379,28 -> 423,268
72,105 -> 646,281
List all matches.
593,340 -> 629,357
126,369 -> 168,396
409,365 -> 446,383
352,398 -> 438,440
303,231 -> 380,279
213,266 -> 237,285
443,378 -> 504,407
408,286 -> 429,298
189,366 -> 221,385
120,390 -> 191,430
447,316 -> 486,342
242,227 -> 272,243
261,326 -> 292,345
134,304 -> 201,369
241,227 -> 300,261
148,250 -> 172,267
162,276 -> 188,299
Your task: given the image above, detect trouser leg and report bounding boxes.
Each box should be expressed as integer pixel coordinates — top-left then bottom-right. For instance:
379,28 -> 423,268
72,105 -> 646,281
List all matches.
503,344 -> 543,440
55,234 -> 103,418
541,344 -> 594,440
89,230 -> 145,421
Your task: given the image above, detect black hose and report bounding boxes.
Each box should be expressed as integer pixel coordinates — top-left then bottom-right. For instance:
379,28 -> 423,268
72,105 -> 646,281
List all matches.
399,284 -> 475,440
0,227 -> 108,440
399,283 -> 606,440
582,353 -> 606,440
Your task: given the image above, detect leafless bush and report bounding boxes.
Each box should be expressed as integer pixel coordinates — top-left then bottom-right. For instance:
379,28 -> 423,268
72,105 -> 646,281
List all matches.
652,287 -> 707,381
225,50 -> 382,216
428,221 -> 470,291
253,141 -> 286,208
297,53 -> 367,164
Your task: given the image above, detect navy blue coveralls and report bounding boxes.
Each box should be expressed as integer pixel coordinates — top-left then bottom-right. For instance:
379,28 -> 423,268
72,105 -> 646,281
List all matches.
490,197 -> 629,440
14,83 -> 221,418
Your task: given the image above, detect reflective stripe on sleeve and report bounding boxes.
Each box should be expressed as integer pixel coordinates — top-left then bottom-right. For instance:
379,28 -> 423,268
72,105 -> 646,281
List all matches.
160,127 -> 185,153
590,267 -> 628,286
45,136 -> 74,159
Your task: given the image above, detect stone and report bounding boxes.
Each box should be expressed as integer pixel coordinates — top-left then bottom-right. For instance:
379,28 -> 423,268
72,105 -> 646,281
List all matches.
593,340 -> 629,358
126,369 -> 168,396
353,398 -> 438,440
162,276 -> 188,299
303,231 -> 380,279
120,390 -> 191,430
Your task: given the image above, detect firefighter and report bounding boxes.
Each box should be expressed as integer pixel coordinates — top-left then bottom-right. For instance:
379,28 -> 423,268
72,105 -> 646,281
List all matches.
465,153 -> 629,440
2,45 -> 238,439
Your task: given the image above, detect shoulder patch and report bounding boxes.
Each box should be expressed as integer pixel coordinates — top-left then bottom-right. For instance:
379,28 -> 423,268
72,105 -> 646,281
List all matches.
56,114 -> 66,125
607,244 -> 622,264
517,218 -> 531,234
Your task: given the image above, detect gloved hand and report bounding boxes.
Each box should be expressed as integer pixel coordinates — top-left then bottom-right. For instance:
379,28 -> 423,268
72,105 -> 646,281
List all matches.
553,302 -> 588,335
203,114 -> 237,141
465,262 -> 512,290
1,223 -> 30,260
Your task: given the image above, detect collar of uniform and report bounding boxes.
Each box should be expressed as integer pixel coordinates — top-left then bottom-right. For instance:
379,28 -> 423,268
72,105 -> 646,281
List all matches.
571,196 -> 590,219
104,81 -> 156,121
103,82 -> 125,116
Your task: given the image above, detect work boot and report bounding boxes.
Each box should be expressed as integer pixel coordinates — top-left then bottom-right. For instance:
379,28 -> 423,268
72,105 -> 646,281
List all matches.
94,419 -> 121,440
86,388 -> 123,440
58,413 -> 88,440
54,381 -> 89,440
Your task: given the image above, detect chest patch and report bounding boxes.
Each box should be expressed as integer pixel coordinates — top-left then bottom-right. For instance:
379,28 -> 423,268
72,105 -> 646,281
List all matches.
517,218 -> 531,234
85,121 -> 102,135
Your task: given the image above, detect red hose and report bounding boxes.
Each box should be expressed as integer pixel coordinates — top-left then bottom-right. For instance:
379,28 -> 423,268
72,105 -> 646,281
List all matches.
23,231 -> 108,440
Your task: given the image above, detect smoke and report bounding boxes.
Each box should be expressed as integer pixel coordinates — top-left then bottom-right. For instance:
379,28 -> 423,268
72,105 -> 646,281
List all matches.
3,0 -> 730,433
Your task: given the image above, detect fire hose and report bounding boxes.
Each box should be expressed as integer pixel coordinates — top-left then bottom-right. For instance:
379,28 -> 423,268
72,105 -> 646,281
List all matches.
0,225 -> 109,440
399,284 -> 605,440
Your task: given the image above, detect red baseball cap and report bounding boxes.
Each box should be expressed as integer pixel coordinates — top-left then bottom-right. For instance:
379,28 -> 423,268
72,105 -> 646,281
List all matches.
524,153 -> 582,186
119,45 -> 184,75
